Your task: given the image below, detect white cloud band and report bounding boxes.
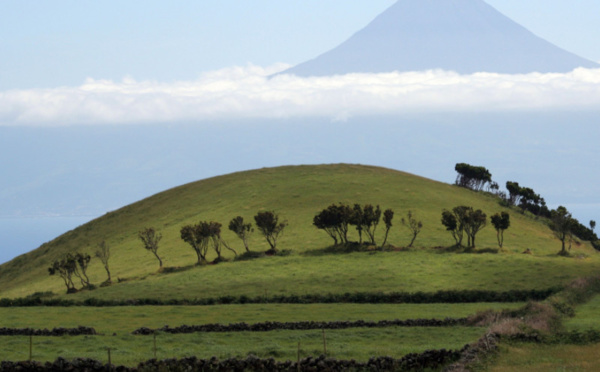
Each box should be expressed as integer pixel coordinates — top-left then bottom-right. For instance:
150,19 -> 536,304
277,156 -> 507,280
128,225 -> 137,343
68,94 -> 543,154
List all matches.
2,64 -> 600,125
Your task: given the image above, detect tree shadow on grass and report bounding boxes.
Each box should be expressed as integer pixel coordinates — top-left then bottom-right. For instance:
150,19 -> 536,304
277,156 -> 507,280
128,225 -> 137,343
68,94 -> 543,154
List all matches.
433,245 -> 499,254
302,242 -> 393,256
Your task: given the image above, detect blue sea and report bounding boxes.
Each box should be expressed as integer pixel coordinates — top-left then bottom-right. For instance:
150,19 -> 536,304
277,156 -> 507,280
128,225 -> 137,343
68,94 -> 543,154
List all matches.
0,216 -> 97,265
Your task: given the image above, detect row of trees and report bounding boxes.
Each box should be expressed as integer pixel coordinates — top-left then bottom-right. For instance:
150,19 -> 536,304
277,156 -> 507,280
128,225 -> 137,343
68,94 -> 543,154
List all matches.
48,243 -> 111,294
441,207 -> 510,249
454,163 -> 492,191
139,211 -> 288,270
312,204 -> 423,248
453,162 -> 598,252
49,211 -> 287,293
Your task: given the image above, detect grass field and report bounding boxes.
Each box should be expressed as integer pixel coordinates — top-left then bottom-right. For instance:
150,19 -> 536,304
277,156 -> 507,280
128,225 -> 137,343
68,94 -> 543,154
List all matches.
0,327 -> 484,367
61,250 -> 600,302
564,294 -> 600,331
0,164 -> 598,369
0,303 -> 524,334
489,343 -> 600,372
2,164 -> 594,299
0,302 -> 522,367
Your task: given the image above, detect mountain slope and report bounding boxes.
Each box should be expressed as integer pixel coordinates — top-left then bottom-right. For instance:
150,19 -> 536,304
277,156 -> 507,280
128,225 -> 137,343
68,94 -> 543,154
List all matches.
0,164 -> 595,299
281,0 -> 599,76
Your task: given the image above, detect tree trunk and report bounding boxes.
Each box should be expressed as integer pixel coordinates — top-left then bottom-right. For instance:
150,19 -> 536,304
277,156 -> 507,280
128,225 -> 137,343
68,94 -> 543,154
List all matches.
408,233 -> 417,248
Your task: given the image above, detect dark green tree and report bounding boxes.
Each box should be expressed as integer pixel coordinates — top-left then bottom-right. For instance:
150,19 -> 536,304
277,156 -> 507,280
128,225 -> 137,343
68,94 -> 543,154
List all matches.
181,223 -> 209,265
505,181 -> 522,206
313,204 -> 353,245
228,216 -> 253,252
490,212 -> 510,248
590,220 -> 596,233
441,206 -> 470,247
139,227 -> 163,269
381,208 -> 394,247
48,256 -> 77,293
441,211 -> 460,246
71,252 -> 92,288
350,204 -> 365,244
550,206 -> 574,255
254,211 -> 287,252
401,210 -> 423,247
313,206 -> 342,245
454,163 -> 492,191
464,208 -> 487,248
205,221 -> 236,260
362,204 -> 382,245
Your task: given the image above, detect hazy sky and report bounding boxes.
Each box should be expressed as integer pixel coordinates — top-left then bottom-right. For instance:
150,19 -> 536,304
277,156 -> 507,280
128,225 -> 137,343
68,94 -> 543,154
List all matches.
1,0 -> 599,90
1,0 -> 599,263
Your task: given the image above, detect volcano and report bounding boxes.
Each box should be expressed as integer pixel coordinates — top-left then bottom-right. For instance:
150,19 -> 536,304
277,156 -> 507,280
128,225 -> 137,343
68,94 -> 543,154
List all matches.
281,0 -> 598,76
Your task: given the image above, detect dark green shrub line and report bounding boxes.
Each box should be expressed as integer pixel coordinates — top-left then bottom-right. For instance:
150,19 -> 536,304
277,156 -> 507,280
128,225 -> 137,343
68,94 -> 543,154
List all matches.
0,326 -> 96,336
132,318 -> 469,335
0,288 -> 560,307
0,348 -> 465,371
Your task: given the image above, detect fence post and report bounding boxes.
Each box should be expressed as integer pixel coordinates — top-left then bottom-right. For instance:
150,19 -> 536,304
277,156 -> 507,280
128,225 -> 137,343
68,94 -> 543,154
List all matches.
29,334 -> 32,361
322,329 -> 327,356
153,333 -> 157,359
297,341 -> 301,372
107,348 -> 112,371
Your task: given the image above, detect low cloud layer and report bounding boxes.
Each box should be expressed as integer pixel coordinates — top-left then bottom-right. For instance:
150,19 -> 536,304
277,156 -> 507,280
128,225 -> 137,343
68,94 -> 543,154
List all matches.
2,64 -> 600,125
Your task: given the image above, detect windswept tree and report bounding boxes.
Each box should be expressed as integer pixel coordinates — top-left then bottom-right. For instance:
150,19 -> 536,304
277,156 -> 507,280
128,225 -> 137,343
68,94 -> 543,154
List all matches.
505,181 -> 522,206
48,256 -> 77,293
490,212 -> 510,248
441,206 -> 470,247
349,204 -> 381,245
254,211 -> 287,252
590,220 -> 596,233
381,208 -> 394,247
401,210 -> 423,248
139,227 -> 163,269
350,204 -> 365,244
95,240 -> 111,284
180,224 -> 210,265
313,206 -> 341,245
550,206 -> 574,255
505,181 -> 548,216
313,204 -> 353,245
71,252 -> 92,288
454,163 -> 492,191
362,204 -> 382,245
464,208 -> 487,248
206,221 -> 237,260
229,216 -> 254,252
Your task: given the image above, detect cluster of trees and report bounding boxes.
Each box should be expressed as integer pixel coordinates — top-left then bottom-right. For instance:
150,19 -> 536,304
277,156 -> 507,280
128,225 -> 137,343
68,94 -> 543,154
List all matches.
504,181 -> 549,217
142,211 -> 288,270
48,252 -> 93,293
49,241 -> 113,293
454,162 -> 598,252
549,206 -> 600,255
454,163 -> 492,191
441,207 -> 510,249
312,204 -> 423,248
49,211 -> 287,293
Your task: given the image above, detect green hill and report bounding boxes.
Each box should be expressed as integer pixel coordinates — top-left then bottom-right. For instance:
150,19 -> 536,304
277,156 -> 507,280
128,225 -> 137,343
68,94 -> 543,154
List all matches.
0,164 -> 597,299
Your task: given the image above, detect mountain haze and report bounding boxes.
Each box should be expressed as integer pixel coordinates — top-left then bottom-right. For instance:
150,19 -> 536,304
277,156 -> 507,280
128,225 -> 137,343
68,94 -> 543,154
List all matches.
281,0 -> 599,76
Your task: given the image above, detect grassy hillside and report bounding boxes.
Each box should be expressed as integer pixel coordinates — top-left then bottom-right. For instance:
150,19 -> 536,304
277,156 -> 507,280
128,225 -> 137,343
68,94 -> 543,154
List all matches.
0,163 -> 596,299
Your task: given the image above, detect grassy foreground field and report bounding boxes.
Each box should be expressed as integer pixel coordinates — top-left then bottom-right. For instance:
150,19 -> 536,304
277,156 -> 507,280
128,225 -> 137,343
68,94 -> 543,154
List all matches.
0,327 -> 484,367
0,303 -> 527,366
